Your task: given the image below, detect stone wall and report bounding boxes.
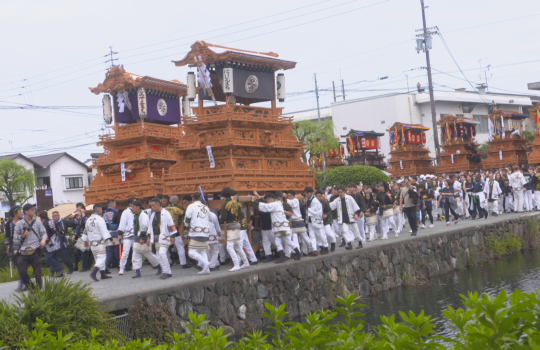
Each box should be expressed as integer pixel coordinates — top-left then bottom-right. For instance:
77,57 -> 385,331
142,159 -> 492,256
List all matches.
124,214 -> 540,337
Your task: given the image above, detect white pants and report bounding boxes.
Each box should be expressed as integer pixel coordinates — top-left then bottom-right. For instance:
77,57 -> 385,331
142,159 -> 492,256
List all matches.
514,189 -> 524,212
308,223 -> 328,248
208,243 -> 219,268
367,225 -> 377,240
284,233 -> 299,257
240,230 -> 257,263
173,238 -> 187,265
324,225 -> 336,244
119,238 -> 133,270
535,192 -> 540,210
488,200 -> 499,214
188,249 -> 209,270
219,243 -> 229,262
226,240 -> 248,267
158,246 -> 172,275
504,195 -> 514,212
380,216 -> 395,239
525,190 -> 533,211
356,216 -> 366,242
261,230 -> 275,256
463,196 -> 470,218
341,223 -> 360,243
92,251 -> 106,271
132,246 -> 159,270
393,213 -> 403,233
297,231 -> 312,254
274,233 -> 298,252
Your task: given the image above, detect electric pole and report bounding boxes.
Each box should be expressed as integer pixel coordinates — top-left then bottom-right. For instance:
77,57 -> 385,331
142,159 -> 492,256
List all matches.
314,73 -> 326,171
332,81 -> 336,102
417,0 -> 440,156
104,46 -> 119,68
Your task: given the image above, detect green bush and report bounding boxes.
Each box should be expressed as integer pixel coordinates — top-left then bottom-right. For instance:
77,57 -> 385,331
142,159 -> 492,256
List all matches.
8,288 -> 540,349
485,232 -> 523,258
0,278 -> 122,348
322,165 -> 390,187
128,299 -> 178,344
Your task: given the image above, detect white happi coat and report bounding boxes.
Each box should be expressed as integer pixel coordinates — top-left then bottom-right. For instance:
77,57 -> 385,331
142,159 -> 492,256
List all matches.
82,214 -> 111,254
208,211 -> 221,243
134,211 -> 150,236
258,201 -> 290,233
118,208 -> 134,238
148,210 -> 177,245
510,172 -> 527,190
287,198 -> 302,220
329,195 -> 360,224
184,201 -> 210,239
484,180 -> 502,200
307,196 -> 324,228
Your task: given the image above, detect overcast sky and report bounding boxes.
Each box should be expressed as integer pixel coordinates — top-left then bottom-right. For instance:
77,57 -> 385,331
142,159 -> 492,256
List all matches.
1,0 -> 539,161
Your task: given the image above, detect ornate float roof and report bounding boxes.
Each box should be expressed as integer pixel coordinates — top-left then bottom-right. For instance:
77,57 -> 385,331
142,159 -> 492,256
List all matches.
486,109 -> 530,120
386,122 -> 429,132
529,102 -> 540,113
340,129 -> 385,138
89,66 -> 187,95
437,114 -> 480,125
172,41 -> 297,71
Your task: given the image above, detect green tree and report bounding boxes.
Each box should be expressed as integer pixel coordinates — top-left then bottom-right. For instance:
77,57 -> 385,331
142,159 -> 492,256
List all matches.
478,141 -> 491,160
292,119 -> 340,164
523,130 -> 535,143
322,165 -> 390,187
0,159 -> 36,207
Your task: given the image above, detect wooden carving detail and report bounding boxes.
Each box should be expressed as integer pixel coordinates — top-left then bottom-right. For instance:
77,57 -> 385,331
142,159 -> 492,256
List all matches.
89,66 -> 142,95
267,160 -> 289,170
236,159 -> 259,169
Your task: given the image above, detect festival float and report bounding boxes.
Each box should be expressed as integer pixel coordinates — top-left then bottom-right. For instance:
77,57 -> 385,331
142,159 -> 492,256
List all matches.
527,102 -> 540,164
312,142 -> 346,172
435,114 -> 482,173
342,129 -> 386,170
84,66 -> 187,205
482,109 -> 529,169
386,122 -> 434,177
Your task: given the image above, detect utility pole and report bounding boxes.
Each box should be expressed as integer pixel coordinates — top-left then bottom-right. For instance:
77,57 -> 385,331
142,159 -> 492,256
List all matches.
406,75 -> 410,93
314,73 -> 326,171
332,81 -> 337,102
104,46 -> 119,68
341,79 -> 345,101
416,0 -> 440,156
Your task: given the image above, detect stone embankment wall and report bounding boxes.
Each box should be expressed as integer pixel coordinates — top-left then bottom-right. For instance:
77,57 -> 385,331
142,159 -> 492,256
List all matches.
117,214 -> 540,336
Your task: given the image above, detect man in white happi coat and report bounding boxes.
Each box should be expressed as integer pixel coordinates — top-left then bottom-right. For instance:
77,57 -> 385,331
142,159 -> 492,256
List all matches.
130,200 -> 160,278
118,197 -> 135,275
253,192 -> 301,263
304,186 -> 329,255
147,198 -> 177,280
286,190 -> 314,256
510,165 -> 527,213
184,193 -> 211,275
329,185 -> 363,250
240,202 -> 258,265
484,173 -> 502,216
207,209 -> 221,270
82,205 -> 112,282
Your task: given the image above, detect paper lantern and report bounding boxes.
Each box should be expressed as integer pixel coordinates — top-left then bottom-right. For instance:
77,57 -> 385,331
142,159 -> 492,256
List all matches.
187,72 -> 196,101
102,94 -> 113,125
276,73 -> 286,102
182,97 -> 191,117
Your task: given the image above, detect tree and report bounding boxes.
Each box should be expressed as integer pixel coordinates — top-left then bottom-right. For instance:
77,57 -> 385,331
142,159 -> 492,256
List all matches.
322,165 -> 390,187
292,119 -> 340,164
478,142 -> 491,160
523,130 -> 535,143
0,159 -> 36,207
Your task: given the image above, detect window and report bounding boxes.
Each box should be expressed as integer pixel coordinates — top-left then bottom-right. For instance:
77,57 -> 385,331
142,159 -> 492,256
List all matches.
473,115 -> 488,133
65,177 -> 83,189
37,177 -> 50,188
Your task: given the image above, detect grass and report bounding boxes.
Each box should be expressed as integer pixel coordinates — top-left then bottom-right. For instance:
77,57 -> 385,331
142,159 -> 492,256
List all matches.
525,218 -> 540,249
0,264 -> 68,283
485,232 -> 523,259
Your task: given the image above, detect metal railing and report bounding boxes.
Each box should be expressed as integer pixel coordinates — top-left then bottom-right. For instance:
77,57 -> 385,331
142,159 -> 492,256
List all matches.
111,313 -> 131,339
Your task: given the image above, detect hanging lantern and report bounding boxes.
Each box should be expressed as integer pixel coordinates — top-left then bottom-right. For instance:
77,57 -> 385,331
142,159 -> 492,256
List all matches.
137,87 -> 147,119
187,71 -> 196,101
102,94 -> 113,125
276,73 -> 286,102
222,68 -> 234,95
182,97 -> 191,117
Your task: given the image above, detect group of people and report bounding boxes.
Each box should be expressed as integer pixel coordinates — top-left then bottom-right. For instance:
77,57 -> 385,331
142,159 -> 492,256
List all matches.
3,163 -> 539,290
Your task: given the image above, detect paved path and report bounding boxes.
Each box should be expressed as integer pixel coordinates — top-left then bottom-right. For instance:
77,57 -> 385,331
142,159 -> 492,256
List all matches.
1,211 -> 538,308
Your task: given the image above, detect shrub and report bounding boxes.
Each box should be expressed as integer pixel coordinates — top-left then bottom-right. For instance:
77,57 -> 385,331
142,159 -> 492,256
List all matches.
322,165 -> 390,187
485,232 -> 523,258
0,278 -> 122,348
128,299 -> 177,344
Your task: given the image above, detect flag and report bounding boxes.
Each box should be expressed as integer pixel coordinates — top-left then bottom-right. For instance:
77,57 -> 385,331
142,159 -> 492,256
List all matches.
488,118 -> 494,141
453,121 -> 458,141
389,131 -> 394,151
441,124 -> 446,144
394,127 -> 399,146
349,136 -> 355,154
446,122 -> 451,141
401,127 -> 406,150
501,115 -> 505,139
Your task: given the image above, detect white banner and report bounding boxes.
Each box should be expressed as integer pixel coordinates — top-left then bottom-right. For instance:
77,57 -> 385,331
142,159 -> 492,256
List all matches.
137,87 -> 147,119
222,68 -> 234,95
206,145 -> 215,169
121,162 -> 126,182
451,154 -> 454,163
488,118 -> 494,141
501,116 -> 505,139
400,160 -> 403,169
499,150 -> 503,160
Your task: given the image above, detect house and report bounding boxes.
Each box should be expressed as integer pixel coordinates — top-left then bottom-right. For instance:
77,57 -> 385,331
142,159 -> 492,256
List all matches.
29,153 -> 89,206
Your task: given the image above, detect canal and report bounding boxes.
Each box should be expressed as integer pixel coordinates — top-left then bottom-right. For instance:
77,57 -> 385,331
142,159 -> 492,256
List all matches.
360,249 -> 540,336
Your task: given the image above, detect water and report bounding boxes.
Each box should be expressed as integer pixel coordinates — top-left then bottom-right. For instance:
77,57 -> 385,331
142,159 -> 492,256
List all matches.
359,249 -> 540,337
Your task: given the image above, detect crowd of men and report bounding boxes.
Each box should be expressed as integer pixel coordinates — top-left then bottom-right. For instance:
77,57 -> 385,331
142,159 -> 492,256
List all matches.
3,164 -> 540,291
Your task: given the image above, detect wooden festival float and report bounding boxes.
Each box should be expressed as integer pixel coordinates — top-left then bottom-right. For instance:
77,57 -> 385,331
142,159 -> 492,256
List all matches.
386,122 -> 434,177
342,129 -> 386,170
435,114 -> 482,173
164,41 -> 314,197
527,102 -> 540,164
84,66 -> 187,206
313,142 -> 346,172
482,109 -> 530,169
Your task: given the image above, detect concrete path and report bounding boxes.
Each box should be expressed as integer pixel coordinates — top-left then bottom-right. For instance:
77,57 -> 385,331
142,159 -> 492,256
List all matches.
1,210 -> 538,308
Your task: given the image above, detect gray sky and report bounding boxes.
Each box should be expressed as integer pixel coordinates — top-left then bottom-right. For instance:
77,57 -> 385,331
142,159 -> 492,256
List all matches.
1,0 -> 539,161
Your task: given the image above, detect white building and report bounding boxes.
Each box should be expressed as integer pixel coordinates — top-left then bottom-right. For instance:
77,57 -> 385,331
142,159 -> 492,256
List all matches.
287,89 -> 540,162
